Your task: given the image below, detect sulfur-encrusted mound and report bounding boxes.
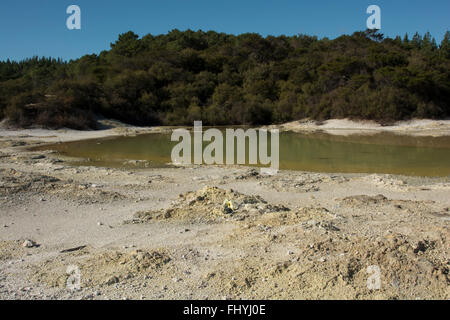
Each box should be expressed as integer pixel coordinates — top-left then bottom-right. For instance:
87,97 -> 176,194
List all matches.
130,186 -> 290,224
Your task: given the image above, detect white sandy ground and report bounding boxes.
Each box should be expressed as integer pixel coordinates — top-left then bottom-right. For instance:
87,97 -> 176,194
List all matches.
267,119 -> 450,137
0,126 -> 163,143
0,118 -> 449,144
0,120 -> 449,300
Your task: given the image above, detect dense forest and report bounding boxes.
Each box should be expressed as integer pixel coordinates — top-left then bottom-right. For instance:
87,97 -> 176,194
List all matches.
0,29 -> 449,129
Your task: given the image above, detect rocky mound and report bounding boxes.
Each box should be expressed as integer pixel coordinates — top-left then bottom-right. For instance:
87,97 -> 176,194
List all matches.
130,186 -> 290,224
207,233 -> 449,299
341,194 -> 388,205
0,168 -> 125,204
235,169 -> 348,193
255,206 -> 340,228
0,240 -> 29,261
0,168 -> 59,195
339,194 -> 439,215
30,249 -> 171,288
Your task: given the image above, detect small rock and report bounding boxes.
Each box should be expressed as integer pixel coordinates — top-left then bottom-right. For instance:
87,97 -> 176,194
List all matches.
106,276 -> 119,285
22,240 -> 37,248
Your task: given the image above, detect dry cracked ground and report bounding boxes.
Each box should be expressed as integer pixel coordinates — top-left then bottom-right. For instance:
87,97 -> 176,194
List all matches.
0,137 -> 449,300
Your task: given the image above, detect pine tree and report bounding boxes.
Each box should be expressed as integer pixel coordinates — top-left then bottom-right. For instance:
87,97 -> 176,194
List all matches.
412,32 -> 422,48
440,31 -> 450,58
403,33 -> 409,43
431,37 -> 438,50
422,32 -> 434,52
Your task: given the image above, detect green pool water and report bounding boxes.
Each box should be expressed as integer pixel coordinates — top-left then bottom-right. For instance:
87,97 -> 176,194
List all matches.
35,131 -> 450,177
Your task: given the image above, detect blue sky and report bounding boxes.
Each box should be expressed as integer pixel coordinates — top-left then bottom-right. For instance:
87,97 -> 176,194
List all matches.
0,0 -> 449,61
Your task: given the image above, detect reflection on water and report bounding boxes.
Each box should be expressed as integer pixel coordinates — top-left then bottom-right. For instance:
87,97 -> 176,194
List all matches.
34,131 -> 450,177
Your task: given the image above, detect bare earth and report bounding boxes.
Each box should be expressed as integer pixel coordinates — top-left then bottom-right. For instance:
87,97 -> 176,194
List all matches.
0,120 -> 449,300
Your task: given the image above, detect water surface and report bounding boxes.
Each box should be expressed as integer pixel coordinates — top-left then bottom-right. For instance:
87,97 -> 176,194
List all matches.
35,131 -> 450,177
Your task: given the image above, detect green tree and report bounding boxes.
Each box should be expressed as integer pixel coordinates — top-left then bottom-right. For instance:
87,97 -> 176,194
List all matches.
440,31 -> 450,58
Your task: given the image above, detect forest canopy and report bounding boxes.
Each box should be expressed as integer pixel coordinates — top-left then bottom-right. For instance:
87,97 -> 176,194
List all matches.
0,29 -> 449,129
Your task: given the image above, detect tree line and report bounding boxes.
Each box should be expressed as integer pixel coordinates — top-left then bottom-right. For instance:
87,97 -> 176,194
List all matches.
0,29 -> 449,129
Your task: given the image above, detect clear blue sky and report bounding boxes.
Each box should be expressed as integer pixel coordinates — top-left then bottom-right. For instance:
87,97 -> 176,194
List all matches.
1,0 -> 449,61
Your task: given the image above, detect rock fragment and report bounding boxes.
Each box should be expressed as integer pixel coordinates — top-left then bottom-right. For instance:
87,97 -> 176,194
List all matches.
22,240 -> 37,248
